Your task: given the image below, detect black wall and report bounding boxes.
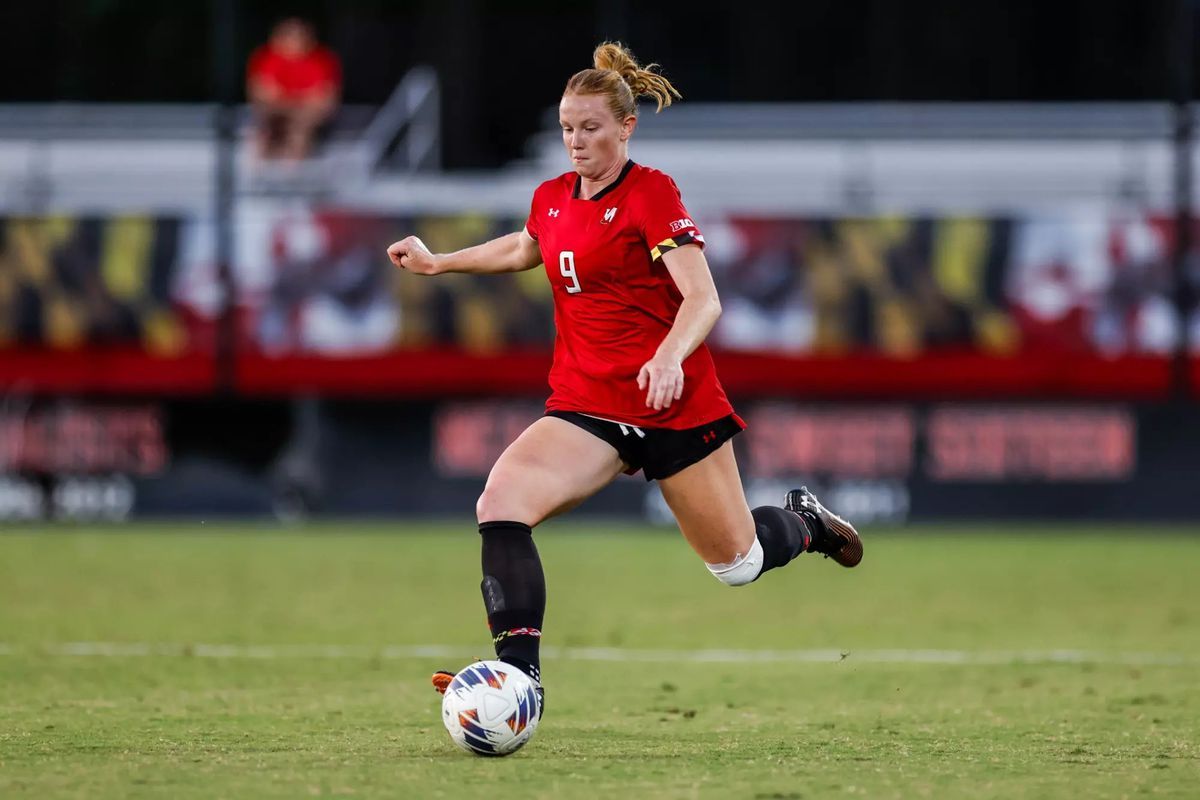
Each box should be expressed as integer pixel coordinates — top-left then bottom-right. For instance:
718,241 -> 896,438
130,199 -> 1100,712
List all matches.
0,0 -> 1189,167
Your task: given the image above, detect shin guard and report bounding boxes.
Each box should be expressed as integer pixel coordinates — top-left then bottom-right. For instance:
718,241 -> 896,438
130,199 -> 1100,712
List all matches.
479,521 -> 545,683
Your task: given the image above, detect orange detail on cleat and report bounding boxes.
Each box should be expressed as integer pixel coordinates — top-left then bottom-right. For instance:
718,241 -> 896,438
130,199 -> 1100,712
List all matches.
431,670 -> 454,695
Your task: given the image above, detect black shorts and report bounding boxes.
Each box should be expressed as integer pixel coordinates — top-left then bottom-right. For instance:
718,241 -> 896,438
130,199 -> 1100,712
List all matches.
546,410 -> 746,481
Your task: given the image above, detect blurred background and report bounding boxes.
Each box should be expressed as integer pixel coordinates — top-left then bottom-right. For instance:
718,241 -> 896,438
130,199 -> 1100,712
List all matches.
1,0 -> 1198,525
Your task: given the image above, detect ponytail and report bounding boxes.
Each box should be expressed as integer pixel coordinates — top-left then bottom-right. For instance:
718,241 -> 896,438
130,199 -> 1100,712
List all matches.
564,41 -> 682,118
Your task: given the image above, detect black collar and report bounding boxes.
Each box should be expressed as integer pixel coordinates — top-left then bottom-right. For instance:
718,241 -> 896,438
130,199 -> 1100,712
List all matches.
572,159 -> 635,201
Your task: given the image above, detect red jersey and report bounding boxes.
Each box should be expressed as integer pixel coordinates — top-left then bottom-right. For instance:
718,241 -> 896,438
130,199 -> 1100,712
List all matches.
525,161 -> 735,430
247,45 -> 342,100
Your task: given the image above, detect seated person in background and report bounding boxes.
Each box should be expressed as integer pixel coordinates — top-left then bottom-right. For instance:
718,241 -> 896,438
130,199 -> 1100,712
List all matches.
246,18 -> 342,160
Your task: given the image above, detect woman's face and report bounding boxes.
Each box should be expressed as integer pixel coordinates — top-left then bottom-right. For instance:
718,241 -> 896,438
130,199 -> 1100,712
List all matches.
559,93 -> 635,179
272,19 -> 314,57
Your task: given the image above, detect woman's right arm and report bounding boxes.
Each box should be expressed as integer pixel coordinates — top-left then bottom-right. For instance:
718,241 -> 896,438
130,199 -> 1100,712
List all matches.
386,230 -> 542,276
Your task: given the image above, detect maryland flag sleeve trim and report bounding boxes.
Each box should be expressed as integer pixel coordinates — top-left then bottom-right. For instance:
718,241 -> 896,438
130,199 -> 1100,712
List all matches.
650,231 -> 705,261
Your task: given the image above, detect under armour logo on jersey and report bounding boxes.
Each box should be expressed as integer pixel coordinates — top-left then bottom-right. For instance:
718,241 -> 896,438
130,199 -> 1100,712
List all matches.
602,207 -> 618,224
548,208 -> 560,217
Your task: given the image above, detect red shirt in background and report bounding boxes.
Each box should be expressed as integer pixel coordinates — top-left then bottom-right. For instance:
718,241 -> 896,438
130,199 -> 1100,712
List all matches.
248,45 -> 342,101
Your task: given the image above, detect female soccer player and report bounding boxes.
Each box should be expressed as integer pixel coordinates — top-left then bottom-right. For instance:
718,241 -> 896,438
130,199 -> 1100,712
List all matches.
386,43 -> 862,707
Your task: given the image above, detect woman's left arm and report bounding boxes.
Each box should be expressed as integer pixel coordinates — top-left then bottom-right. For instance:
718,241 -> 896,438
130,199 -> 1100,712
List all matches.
636,244 -> 723,411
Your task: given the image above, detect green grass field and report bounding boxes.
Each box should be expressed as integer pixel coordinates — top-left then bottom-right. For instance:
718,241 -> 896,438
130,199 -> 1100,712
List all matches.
1,522 -> 1198,799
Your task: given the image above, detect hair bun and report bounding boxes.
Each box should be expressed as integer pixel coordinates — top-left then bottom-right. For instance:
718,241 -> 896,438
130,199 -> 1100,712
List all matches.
592,41 -> 680,112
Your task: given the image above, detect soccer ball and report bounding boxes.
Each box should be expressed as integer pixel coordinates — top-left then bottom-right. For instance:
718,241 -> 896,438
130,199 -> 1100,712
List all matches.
441,660 -> 541,756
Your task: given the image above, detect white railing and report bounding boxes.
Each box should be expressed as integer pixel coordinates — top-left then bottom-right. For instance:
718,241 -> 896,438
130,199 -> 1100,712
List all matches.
0,100 -> 1190,215
355,65 -> 440,173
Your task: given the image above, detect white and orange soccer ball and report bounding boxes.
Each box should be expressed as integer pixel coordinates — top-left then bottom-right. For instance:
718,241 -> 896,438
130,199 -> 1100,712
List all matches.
440,660 -> 541,756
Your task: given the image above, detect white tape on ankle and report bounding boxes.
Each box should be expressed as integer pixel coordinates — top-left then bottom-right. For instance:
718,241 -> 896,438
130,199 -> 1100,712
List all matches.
705,537 -> 765,587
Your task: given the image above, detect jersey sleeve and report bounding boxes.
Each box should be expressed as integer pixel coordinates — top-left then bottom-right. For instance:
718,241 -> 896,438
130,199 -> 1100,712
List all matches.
637,173 -> 705,261
317,49 -> 343,89
524,187 -> 541,241
247,47 -> 274,83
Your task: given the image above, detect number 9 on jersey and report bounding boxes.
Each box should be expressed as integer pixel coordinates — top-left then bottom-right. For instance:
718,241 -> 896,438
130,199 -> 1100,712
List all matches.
559,251 -> 582,294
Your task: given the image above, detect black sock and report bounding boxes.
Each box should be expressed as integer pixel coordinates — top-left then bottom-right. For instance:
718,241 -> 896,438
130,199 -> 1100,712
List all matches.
479,521 -> 545,683
751,505 -> 816,578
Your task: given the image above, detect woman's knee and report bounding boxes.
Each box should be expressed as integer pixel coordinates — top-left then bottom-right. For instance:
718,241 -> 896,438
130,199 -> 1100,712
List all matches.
476,481 -> 536,526
475,484 -> 507,524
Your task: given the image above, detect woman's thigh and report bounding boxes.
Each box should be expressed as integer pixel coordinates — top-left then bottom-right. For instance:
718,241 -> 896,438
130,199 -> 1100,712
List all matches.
477,416 -> 628,527
656,441 -> 756,564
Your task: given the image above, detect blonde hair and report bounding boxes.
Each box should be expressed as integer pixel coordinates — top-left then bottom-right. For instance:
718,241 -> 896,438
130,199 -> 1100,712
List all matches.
564,42 -> 682,119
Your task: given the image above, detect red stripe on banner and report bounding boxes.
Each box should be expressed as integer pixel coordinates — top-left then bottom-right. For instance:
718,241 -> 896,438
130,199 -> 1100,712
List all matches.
235,348 -> 554,397
236,350 -> 1174,400
0,348 -> 216,395
0,347 -> 1188,400
709,352 -> 1174,401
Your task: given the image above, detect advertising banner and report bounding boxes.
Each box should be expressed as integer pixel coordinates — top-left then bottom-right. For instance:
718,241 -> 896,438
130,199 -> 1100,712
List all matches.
2,397 -> 1196,524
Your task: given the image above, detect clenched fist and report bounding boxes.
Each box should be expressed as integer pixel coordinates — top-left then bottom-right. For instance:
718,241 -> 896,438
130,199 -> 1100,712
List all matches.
386,236 -> 441,276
